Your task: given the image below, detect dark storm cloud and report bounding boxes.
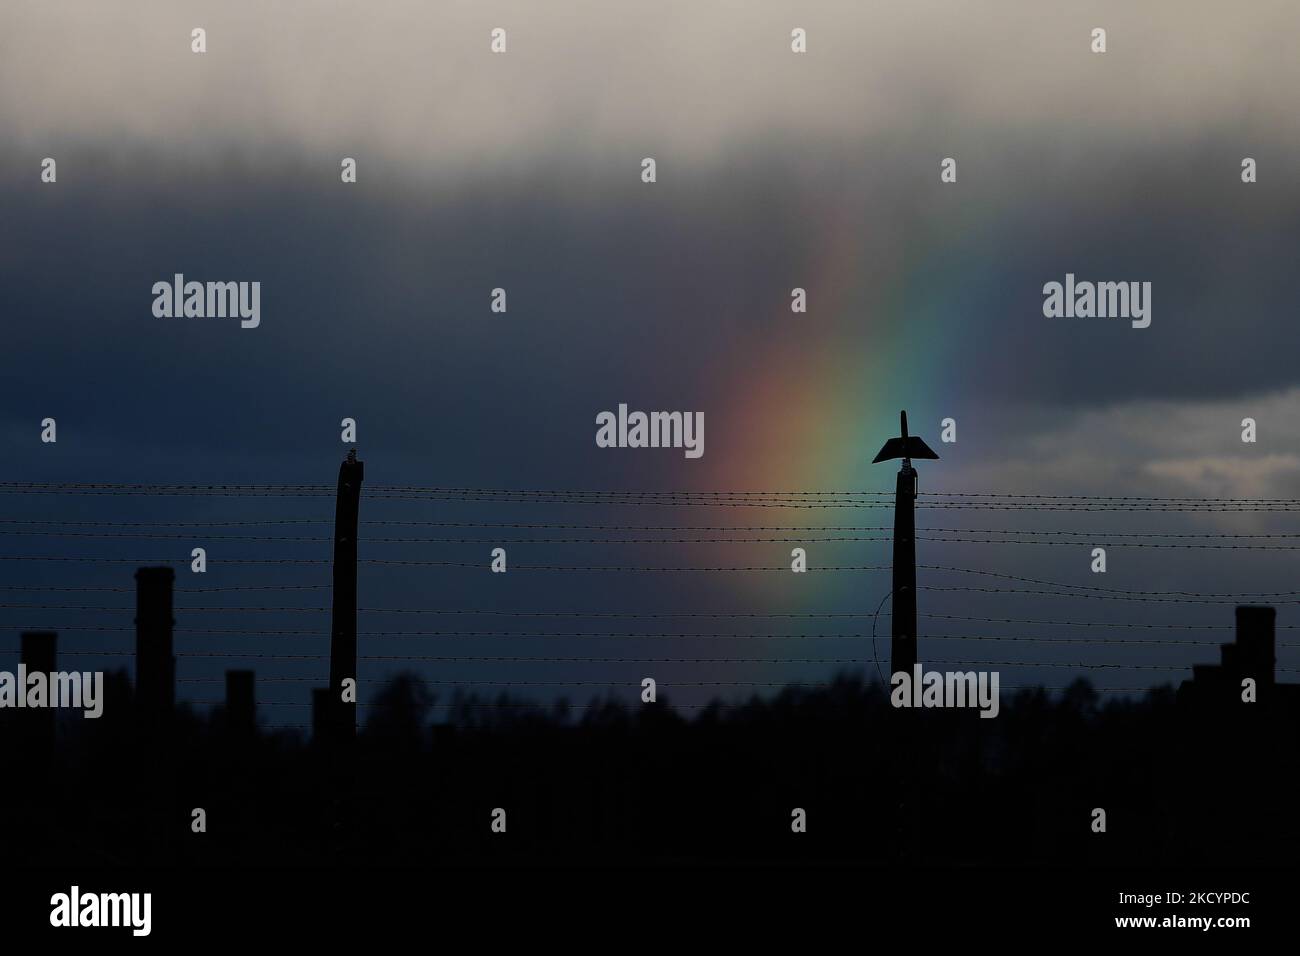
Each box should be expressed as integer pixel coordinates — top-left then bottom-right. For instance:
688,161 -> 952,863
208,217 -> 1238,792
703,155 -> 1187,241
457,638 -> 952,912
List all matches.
1,137 -> 1298,484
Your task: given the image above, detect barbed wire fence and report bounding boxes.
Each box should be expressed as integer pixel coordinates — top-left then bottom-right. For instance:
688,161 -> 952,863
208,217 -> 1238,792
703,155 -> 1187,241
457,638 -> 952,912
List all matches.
2,480 -> 1297,732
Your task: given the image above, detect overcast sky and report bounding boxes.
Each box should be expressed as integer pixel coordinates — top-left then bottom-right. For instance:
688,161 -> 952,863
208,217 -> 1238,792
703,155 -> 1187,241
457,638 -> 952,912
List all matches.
1,1 -> 1297,720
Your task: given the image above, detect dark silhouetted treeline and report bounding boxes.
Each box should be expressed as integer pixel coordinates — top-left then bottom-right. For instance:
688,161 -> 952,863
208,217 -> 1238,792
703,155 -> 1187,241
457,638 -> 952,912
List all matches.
4,671 -> 1297,868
